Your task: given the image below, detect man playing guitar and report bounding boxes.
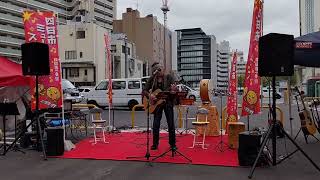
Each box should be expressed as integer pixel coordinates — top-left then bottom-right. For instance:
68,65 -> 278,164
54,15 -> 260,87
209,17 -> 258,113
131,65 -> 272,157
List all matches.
142,62 -> 177,150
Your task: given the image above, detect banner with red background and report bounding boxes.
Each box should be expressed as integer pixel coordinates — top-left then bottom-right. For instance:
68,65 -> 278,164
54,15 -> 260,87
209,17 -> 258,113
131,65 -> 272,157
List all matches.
241,0 -> 263,116
104,33 -> 112,105
227,52 -> 238,123
23,11 -> 62,110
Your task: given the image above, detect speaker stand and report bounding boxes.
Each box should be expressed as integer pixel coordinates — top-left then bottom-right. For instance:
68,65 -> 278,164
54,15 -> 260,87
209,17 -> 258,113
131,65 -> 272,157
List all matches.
6,76 -> 47,160
248,76 -> 320,178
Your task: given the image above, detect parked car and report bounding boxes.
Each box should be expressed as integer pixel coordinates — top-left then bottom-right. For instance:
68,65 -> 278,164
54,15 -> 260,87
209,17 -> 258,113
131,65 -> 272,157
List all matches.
262,87 -> 282,99
62,79 -> 83,103
78,86 -> 92,101
87,77 -> 149,110
176,84 -> 200,101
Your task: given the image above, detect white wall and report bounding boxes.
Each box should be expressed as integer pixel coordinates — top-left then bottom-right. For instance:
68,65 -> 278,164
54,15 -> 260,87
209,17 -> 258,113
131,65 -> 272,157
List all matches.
59,22 -> 110,85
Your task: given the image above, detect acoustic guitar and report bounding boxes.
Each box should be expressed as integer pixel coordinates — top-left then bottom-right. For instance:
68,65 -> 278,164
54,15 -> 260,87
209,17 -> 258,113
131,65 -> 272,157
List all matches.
295,87 -> 317,135
143,89 -> 166,114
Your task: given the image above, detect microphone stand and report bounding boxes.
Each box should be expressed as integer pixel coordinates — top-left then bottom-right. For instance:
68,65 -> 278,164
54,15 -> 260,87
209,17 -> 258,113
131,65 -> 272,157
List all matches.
126,74 -> 158,164
214,89 -> 229,152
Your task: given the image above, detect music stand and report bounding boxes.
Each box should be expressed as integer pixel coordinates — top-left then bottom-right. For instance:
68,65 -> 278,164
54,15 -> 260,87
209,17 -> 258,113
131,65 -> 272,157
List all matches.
0,103 -> 19,155
151,91 -> 192,163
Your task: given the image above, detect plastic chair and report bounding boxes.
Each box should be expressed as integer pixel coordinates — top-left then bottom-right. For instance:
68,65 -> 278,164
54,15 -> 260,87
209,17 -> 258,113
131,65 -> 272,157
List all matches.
190,108 -> 210,149
89,108 -> 108,144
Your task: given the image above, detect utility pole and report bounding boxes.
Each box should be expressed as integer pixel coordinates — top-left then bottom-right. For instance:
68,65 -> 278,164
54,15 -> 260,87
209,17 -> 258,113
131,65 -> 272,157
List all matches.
124,36 -> 128,78
161,0 -> 170,74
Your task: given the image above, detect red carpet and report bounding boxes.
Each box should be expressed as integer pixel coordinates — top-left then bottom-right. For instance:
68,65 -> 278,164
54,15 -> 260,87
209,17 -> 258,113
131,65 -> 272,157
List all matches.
59,132 -> 239,167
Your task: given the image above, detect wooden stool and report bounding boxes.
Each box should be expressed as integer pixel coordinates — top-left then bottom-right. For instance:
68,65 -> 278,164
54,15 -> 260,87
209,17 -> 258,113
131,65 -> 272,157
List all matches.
190,108 -> 210,149
228,122 -> 245,149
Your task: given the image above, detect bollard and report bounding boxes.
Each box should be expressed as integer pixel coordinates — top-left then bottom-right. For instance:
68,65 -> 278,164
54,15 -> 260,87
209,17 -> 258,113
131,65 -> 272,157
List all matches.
131,104 -> 145,128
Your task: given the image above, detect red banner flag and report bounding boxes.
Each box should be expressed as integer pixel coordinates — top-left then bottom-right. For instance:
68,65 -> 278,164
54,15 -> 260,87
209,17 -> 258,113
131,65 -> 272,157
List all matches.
241,0 -> 263,116
104,33 -> 112,105
23,11 -> 62,110
227,52 -> 238,123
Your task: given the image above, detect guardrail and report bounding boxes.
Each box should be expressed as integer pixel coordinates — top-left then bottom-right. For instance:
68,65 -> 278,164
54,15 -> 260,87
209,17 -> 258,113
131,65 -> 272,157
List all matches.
72,103 -> 97,109
221,105 -> 284,129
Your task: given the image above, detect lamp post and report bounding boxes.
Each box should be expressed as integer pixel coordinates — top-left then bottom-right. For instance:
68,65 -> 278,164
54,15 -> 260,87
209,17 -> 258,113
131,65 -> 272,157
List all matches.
161,0 -> 170,73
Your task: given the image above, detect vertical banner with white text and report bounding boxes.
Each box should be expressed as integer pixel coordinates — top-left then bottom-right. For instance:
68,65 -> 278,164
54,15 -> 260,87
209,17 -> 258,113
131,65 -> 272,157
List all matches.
241,0 -> 263,116
23,11 -> 62,110
227,52 -> 238,123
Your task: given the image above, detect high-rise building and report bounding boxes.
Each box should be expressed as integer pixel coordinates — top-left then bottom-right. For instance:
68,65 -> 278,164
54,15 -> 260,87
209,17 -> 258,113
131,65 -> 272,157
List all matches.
235,51 -> 246,76
0,0 -> 117,61
113,8 -> 172,72
175,28 -> 217,88
216,40 -> 231,89
299,0 -> 320,84
300,0 -> 320,35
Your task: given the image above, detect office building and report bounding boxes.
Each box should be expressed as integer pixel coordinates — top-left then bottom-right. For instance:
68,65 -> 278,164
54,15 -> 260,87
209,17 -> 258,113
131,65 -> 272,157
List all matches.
113,8 -> 172,72
176,28 -> 217,88
216,40 -> 231,89
0,0 -> 117,61
235,51 -> 246,76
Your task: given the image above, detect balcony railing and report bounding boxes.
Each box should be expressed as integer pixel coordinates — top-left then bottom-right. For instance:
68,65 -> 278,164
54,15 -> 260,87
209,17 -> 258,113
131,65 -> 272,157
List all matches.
0,36 -> 24,47
0,47 -> 21,57
0,24 -> 24,37
0,12 -> 23,26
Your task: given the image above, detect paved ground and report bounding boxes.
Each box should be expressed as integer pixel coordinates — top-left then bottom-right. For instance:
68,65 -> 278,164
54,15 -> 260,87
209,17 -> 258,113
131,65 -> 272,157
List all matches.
1,96 -> 320,180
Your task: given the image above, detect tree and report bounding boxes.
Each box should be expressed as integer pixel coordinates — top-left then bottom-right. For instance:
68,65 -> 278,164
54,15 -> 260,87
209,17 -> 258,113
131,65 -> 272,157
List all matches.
238,74 -> 245,88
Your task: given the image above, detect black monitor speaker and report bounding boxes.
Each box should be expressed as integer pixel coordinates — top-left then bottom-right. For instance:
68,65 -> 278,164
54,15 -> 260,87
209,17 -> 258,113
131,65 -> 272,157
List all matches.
21,42 -> 50,76
258,33 -> 294,77
46,127 -> 64,156
238,131 -> 262,166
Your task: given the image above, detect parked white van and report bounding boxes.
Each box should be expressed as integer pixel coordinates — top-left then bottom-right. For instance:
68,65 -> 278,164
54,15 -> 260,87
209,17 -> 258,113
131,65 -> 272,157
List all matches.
87,77 -> 149,109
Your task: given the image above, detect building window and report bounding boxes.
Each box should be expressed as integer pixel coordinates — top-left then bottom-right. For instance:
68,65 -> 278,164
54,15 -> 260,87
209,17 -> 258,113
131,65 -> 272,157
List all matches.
76,31 -> 85,39
111,45 -> 116,53
84,69 -> 87,76
69,68 -> 79,77
122,46 -> 130,55
65,50 -> 77,60
80,52 -> 83,58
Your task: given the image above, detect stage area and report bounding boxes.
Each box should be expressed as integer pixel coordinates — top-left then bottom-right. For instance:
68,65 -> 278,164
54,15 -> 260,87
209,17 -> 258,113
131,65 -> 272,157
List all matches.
58,132 -> 239,167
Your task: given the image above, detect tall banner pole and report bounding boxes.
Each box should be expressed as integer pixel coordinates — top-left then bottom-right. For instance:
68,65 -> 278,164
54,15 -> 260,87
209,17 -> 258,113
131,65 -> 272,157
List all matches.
23,10 -> 63,110
104,33 -> 113,130
226,51 -> 238,130
241,0 -> 263,117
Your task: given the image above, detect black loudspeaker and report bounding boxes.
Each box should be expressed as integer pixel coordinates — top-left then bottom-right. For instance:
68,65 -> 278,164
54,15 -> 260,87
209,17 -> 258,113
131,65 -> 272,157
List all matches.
238,131 -> 263,166
258,33 -> 294,76
46,127 -> 64,156
21,42 -> 50,75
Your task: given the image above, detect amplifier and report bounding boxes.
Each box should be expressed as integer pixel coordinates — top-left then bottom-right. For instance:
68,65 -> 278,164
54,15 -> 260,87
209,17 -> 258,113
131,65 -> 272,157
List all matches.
238,131 -> 262,166
46,127 -> 64,156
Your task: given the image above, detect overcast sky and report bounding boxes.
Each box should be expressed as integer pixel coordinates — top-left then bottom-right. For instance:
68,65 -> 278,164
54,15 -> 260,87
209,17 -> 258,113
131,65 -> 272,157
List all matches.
117,0 -> 300,59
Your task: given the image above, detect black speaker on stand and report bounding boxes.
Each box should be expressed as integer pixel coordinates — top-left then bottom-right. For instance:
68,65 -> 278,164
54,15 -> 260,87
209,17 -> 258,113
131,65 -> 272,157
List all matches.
6,42 -> 50,160
248,33 -> 320,178
21,42 -> 50,75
